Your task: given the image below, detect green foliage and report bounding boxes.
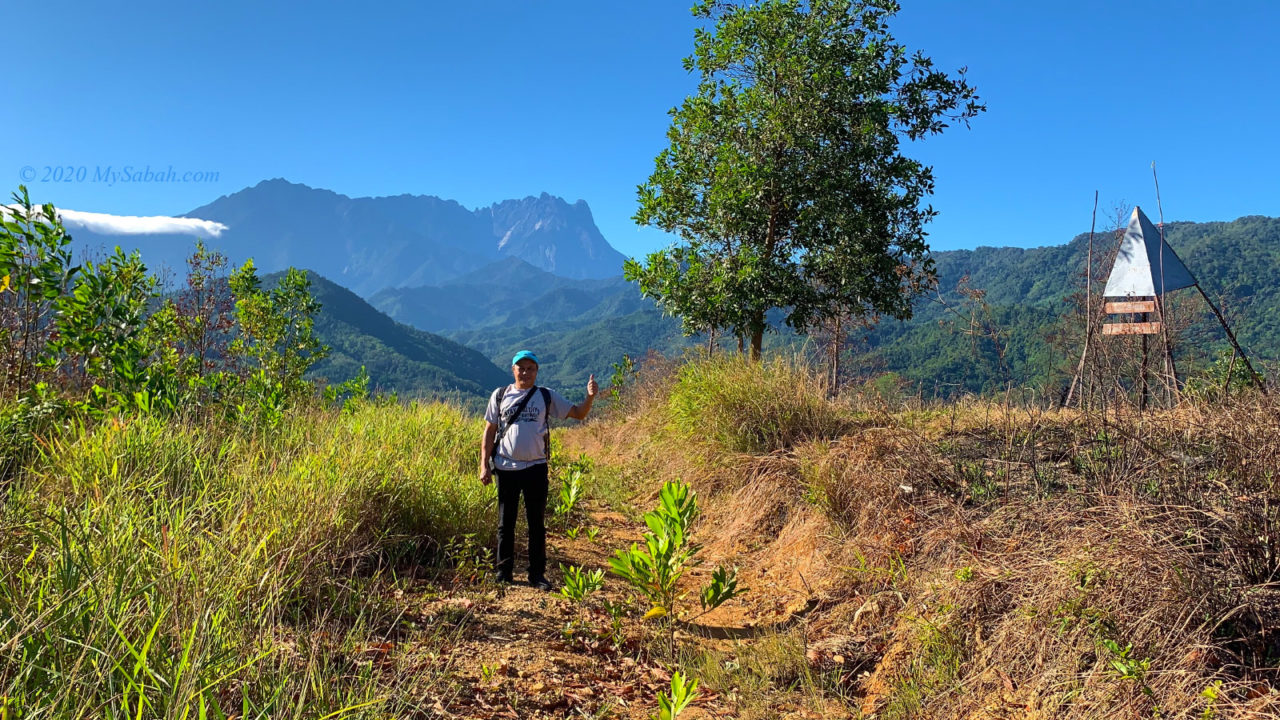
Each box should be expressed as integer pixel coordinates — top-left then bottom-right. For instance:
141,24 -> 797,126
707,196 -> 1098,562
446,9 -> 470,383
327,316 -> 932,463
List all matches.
444,532 -> 496,588
450,306 -> 686,402
559,563 -> 605,605
0,188 -> 351,422
426,213 -> 1280,399
609,353 -> 639,407
0,388 -> 67,484
160,241 -> 239,380
610,480 -> 700,621
229,262 -> 328,398
554,461 -> 587,529
47,247 -> 158,409
630,0 -> 982,357
655,671 -> 699,720
1099,637 -> 1159,712
220,263 -> 329,426
1200,680 -> 1223,720
0,401 -> 494,716
0,185 -> 78,395
1184,348 -> 1257,399
855,214 -> 1280,397
667,355 -> 850,454
609,480 -> 746,654
699,564 -> 744,611
323,365 -> 372,411
882,620 -> 968,720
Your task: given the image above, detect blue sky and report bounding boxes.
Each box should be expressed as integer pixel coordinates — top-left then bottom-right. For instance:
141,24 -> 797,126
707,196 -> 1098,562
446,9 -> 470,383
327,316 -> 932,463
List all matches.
5,1 -> 1278,258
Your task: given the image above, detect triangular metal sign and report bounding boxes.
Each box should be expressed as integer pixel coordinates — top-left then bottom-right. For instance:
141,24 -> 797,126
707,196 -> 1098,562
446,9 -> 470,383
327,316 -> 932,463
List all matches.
1103,206 -> 1197,297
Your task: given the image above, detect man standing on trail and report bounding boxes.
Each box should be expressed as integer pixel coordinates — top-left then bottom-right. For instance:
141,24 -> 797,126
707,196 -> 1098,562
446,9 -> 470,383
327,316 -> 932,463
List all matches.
480,350 -> 597,590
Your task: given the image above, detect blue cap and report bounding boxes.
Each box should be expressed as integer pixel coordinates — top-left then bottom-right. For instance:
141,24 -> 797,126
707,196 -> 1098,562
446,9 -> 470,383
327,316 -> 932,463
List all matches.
511,350 -> 539,366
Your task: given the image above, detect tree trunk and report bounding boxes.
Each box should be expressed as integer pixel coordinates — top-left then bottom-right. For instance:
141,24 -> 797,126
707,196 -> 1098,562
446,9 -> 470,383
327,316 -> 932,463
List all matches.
750,323 -> 763,362
830,316 -> 843,398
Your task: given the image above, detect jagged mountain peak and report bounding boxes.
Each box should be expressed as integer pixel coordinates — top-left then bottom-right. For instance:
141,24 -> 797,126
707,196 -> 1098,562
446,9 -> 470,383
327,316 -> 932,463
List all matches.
74,180 -> 628,297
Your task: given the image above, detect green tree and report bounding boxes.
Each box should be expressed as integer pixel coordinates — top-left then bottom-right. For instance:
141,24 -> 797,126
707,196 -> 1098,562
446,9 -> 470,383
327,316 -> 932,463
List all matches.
628,0 -> 983,359
169,240 -> 238,378
228,261 -> 328,399
46,248 -> 156,403
0,186 -> 78,395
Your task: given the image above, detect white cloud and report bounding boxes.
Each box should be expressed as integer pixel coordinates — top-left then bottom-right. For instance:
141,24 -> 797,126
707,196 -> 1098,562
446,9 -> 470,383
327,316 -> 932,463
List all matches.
59,209 -> 227,238
1,206 -> 227,238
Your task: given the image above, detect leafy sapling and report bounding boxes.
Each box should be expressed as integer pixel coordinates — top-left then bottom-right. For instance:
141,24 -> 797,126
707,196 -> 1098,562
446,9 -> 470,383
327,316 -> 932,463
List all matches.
559,563 -> 605,634
609,480 -> 747,653
559,563 -> 604,604
654,671 -> 698,720
553,457 -> 590,528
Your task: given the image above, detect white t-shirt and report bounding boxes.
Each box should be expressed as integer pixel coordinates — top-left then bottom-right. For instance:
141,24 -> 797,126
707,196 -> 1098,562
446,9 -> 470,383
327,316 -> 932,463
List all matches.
485,385 -> 574,470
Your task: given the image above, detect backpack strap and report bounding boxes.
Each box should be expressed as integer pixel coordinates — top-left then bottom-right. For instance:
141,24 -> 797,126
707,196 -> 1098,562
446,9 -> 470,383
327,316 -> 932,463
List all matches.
494,384 -> 540,456
539,387 -> 552,458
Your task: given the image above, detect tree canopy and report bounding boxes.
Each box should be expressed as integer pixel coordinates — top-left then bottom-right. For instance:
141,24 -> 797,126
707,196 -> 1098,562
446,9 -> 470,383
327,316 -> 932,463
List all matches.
627,0 -> 984,358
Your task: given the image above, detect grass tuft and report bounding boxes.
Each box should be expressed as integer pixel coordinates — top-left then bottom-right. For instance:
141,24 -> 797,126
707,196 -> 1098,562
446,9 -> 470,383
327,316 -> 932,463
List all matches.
667,355 -> 854,455
1,400 -> 493,717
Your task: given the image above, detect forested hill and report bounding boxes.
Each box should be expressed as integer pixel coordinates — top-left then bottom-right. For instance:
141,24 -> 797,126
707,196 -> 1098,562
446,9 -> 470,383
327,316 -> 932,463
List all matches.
931,214 -> 1278,311
856,214 -> 1280,394
274,272 -> 511,398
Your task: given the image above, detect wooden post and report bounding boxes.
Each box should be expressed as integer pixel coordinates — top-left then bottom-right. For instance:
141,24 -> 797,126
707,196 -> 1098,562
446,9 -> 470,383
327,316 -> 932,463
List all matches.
829,315 -> 843,398
1196,284 -> 1266,393
1139,316 -> 1150,411
1150,165 -> 1181,405
1152,294 -> 1180,405
1064,191 -> 1099,409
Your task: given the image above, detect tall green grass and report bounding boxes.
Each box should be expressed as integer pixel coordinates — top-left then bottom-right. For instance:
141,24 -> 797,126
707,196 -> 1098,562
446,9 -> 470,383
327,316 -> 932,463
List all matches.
666,356 -> 853,454
0,401 -> 493,718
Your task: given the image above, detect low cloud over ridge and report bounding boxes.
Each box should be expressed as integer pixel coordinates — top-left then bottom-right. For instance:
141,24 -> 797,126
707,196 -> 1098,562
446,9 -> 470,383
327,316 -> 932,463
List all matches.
56,209 -> 227,238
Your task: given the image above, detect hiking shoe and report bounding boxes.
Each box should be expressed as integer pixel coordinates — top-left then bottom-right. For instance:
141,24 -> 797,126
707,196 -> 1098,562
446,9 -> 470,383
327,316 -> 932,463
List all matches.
493,572 -> 515,585
528,576 -> 554,592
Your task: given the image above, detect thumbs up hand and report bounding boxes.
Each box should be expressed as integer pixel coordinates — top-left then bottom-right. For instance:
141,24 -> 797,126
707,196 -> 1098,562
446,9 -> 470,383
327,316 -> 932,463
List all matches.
586,374 -> 598,399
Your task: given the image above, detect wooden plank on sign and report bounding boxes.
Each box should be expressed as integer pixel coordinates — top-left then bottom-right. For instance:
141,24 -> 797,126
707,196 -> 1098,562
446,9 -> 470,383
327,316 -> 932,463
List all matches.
1102,322 -> 1162,336
1105,300 -> 1156,314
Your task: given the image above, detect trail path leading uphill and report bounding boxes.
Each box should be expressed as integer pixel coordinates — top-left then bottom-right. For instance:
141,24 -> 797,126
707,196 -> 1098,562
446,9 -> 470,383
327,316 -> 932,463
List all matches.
387,498 -> 850,720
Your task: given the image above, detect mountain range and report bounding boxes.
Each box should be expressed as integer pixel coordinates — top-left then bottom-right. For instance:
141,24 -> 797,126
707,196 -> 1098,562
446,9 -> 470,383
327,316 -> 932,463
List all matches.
70,179 -> 628,296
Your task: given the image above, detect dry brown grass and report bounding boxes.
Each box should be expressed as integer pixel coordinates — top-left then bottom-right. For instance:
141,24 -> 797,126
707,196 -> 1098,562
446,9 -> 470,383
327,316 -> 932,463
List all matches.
566,356 -> 1280,719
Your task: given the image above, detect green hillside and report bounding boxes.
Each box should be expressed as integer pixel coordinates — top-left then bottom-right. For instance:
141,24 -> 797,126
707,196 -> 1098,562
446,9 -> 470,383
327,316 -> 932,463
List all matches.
373,259 -> 691,397
449,309 -> 687,397
860,214 -> 1280,394
281,272 -> 511,398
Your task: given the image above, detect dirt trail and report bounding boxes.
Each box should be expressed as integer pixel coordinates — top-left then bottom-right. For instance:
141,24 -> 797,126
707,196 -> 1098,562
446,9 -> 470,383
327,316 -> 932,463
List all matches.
394,498 -> 834,720
389,502 -> 681,718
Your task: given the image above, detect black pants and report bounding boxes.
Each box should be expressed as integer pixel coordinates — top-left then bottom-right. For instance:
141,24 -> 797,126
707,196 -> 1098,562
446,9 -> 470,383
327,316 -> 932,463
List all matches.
495,463 -> 548,579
